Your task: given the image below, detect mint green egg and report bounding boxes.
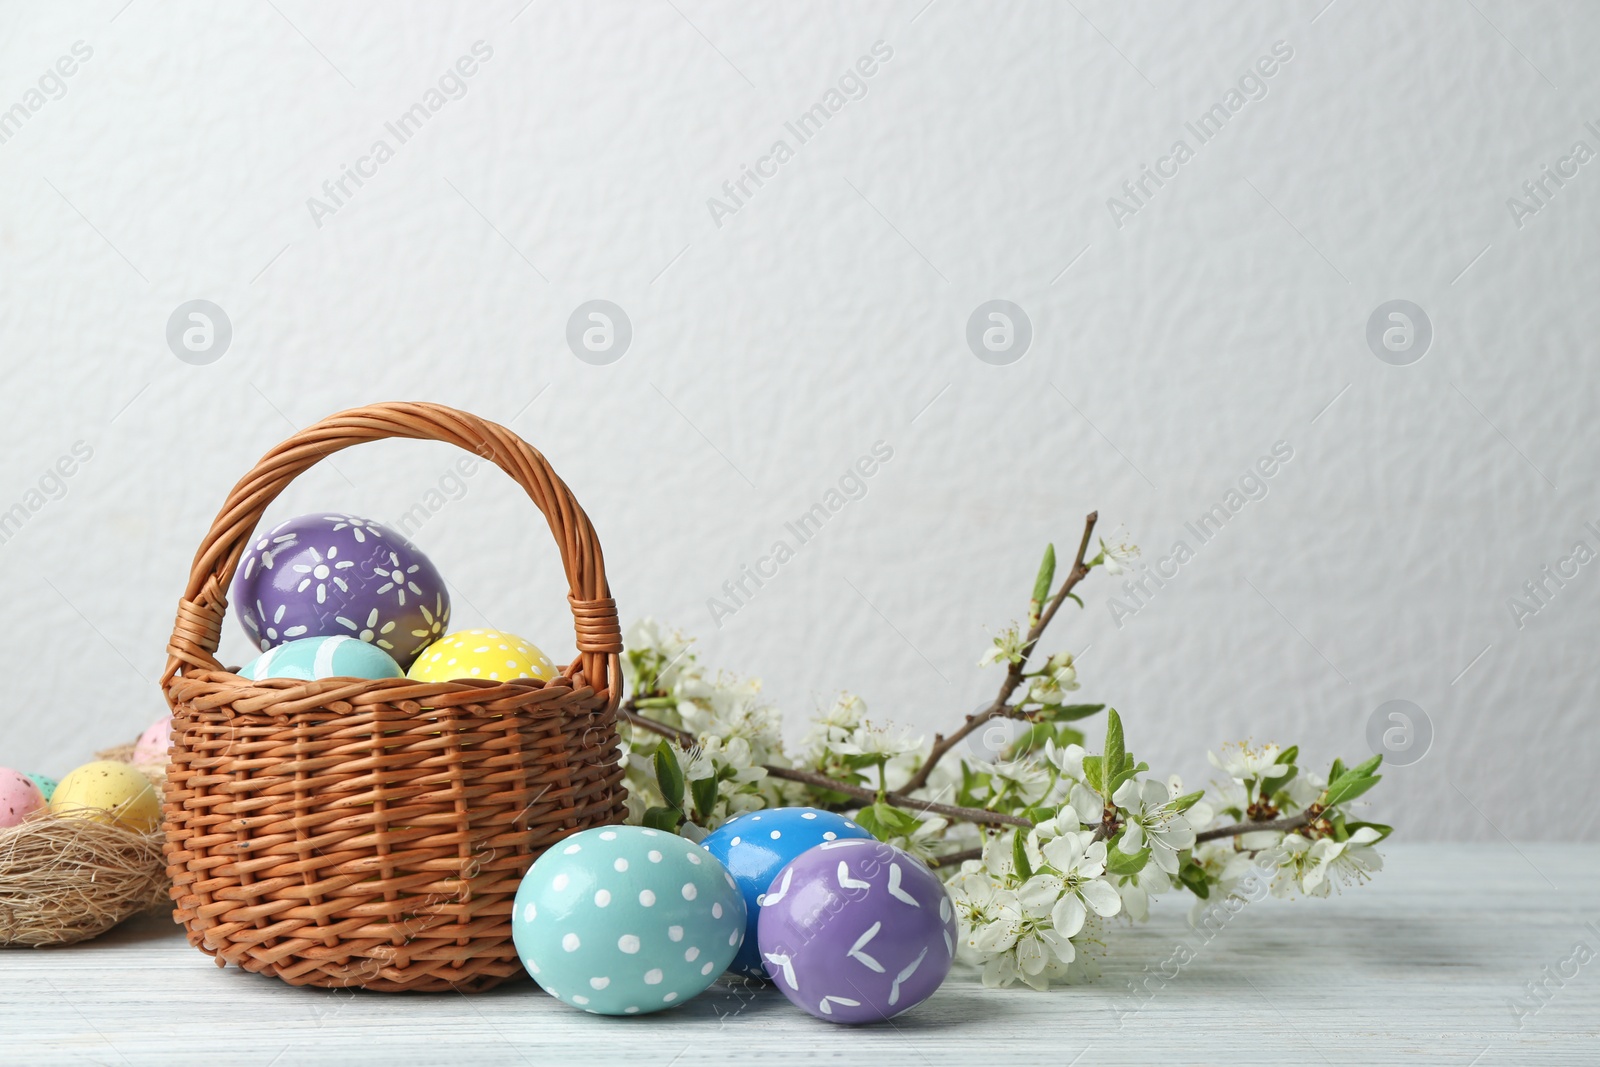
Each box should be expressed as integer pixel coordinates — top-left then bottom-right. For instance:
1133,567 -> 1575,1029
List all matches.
239,635 -> 403,681
512,826 -> 747,1015
25,773 -> 56,802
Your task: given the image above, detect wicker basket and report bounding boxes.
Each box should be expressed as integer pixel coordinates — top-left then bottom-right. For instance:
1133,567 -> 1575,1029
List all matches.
159,402 -> 627,992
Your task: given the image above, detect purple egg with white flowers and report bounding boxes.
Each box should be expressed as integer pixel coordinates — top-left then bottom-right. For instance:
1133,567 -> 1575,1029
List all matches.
232,513 -> 449,669
757,837 -> 956,1024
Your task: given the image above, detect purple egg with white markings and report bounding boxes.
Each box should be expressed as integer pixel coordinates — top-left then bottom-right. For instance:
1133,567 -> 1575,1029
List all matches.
756,837 -> 956,1024
701,807 -> 875,978
232,513 -> 449,669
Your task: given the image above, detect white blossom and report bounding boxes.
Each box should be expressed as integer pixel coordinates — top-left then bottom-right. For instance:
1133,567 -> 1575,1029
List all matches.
1273,827 -> 1384,898
1313,826 -> 1384,889
1113,777 -> 1197,875
1094,530 -> 1140,574
837,720 -> 925,761
1027,651 -> 1081,706
622,617 -> 696,692
1033,830 -> 1122,936
948,865 -> 1023,960
979,626 -> 1028,668
1044,741 -> 1103,827
945,827 -> 1121,991
802,692 -> 867,749
1208,743 -> 1292,787
950,859 -> 1072,992
965,756 -> 1052,809
1116,863 -> 1170,922
1046,739 -> 1087,780
1030,807 -> 1083,839
1163,774 -> 1213,832
1282,769 -> 1328,813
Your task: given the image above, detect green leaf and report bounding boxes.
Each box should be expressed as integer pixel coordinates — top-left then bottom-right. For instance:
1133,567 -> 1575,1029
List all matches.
1170,789 -> 1206,813
642,805 -> 681,832
1108,757 -> 1147,798
1011,829 -> 1034,880
1347,754 -> 1384,778
1103,709 -> 1126,797
1178,859 -> 1211,899
1328,758 -> 1346,782
880,804 -> 924,837
1275,745 -> 1299,765
1042,703 -> 1106,723
854,802 -> 923,842
1082,755 -> 1104,795
1030,543 -> 1056,622
1321,773 -> 1380,810
1065,593 -> 1084,609
1019,802 -> 1060,825
690,776 -> 719,823
1105,844 -> 1149,876
654,745 -> 685,811
851,805 -> 885,839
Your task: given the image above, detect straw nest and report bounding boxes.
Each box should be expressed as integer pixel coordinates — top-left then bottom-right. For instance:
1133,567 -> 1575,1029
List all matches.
0,746 -> 169,948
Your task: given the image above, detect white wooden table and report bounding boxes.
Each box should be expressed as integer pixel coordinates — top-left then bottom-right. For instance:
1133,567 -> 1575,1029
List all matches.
3,845 -> 1595,1065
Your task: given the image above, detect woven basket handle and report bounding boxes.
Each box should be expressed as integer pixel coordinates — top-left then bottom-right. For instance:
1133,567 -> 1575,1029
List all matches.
161,401 -> 620,704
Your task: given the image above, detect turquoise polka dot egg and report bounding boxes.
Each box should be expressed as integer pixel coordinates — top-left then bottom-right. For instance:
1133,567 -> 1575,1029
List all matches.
513,826 -> 747,1015
238,635 -> 403,681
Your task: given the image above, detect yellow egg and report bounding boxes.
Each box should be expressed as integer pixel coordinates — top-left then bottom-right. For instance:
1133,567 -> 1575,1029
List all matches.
406,628 -> 556,684
50,760 -> 161,833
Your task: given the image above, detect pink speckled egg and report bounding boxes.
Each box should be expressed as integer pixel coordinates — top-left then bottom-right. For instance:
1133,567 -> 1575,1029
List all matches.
0,768 -> 45,829
133,717 -> 172,764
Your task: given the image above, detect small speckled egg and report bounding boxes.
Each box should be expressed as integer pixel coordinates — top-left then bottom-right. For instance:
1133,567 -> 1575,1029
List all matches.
239,635 -> 404,681
512,826 -> 747,1015
25,772 -> 56,803
50,761 -> 161,833
406,629 -> 556,684
701,807 -> 875,977
232,513 -> 450,669
757,838 -> 956,1024
133,716 -> 172,763
0,768 -> 45,829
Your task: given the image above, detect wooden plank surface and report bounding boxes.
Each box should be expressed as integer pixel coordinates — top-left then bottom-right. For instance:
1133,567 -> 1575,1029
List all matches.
2,844 -> 1595,1065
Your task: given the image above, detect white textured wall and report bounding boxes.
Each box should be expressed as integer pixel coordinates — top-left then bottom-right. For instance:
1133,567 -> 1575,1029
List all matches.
1,1 -> 1595,841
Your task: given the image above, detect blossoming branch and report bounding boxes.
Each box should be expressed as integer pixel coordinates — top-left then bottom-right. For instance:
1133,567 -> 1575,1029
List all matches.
618,511 -> 1390,989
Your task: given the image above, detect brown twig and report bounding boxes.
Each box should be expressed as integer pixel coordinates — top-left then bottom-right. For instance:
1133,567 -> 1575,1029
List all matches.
621,702 -> 1030,829
899,511 -> 1099,794
763,766 -> 1031,829
1194,809 -> 1315,844
928,847 -> 983,868
620,706 -> 695,747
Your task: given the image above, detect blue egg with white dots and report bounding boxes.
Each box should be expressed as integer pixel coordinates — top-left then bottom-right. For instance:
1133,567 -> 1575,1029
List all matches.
512,826 -> 747,1015
700,807 -> 875,978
